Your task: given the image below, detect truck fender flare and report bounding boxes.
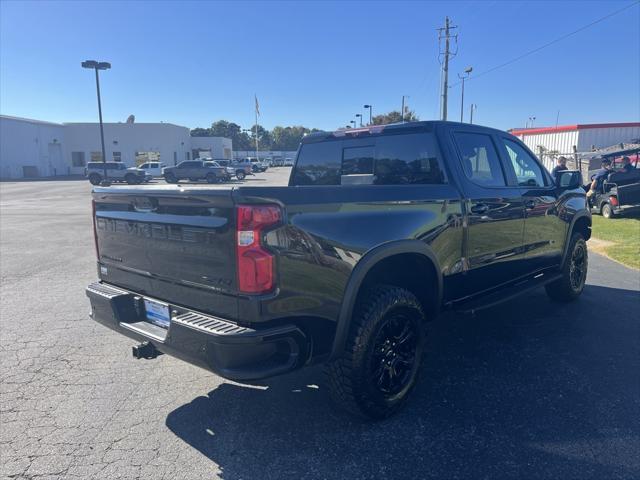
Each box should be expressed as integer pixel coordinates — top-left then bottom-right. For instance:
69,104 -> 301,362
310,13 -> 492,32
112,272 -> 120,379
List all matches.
561,211 -> 591,266
329,240 -> 442,360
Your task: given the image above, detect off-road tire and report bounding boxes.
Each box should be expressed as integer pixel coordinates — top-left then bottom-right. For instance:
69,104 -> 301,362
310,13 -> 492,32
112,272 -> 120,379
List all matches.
601,202 -> 614,219
545,232 -> 588,302
324,285 -> 426,420
88,174 -> 102,185
164,173 -> 178,184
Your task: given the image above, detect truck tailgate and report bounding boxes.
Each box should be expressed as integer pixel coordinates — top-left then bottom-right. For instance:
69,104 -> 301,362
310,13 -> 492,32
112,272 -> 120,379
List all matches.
92,186 -> 239,320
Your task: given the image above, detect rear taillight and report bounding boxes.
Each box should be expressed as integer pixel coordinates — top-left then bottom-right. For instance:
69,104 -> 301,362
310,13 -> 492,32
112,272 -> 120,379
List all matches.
91,200 -> 100,259
609,196 -> 619,206
236,205 -> 281,294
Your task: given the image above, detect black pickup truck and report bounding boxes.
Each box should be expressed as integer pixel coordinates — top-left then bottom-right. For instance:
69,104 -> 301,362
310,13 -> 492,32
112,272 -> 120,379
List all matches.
86,121 -> 591,419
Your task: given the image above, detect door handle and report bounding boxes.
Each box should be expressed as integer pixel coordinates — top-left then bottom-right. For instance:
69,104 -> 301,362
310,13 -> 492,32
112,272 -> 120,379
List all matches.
470,203 -> 489,214
525,200 -> 536,209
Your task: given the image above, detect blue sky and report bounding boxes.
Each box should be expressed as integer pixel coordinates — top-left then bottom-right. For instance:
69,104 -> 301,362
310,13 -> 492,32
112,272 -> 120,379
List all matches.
1,0 -> 638,131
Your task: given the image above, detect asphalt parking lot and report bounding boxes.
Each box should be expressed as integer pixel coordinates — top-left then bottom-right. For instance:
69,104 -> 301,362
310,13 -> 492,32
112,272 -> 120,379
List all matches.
1,169 -> 639,480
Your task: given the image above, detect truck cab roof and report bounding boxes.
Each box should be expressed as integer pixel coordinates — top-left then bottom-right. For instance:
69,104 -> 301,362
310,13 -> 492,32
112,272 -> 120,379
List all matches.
302,121 -> 508,144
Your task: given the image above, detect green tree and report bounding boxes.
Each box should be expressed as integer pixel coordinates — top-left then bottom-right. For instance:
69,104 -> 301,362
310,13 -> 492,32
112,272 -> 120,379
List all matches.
191,120 -> 320,151
372,110 -> 419,125
271,126 -> 314,151
190,127 -> 211,137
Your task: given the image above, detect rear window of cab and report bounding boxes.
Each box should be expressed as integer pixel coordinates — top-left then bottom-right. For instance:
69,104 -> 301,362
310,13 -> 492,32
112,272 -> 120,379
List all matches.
291,132 -> 445,186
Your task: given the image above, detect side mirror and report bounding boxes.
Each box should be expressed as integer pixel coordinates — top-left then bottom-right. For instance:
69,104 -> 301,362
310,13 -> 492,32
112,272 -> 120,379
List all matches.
556,170 -> 581,189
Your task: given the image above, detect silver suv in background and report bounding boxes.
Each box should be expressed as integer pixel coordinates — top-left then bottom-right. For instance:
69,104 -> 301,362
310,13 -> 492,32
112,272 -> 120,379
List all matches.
85,162 -> 150,185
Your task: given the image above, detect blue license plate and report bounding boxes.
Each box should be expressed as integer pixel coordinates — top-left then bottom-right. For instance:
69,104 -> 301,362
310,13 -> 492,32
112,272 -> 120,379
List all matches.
144,298 -> 170,328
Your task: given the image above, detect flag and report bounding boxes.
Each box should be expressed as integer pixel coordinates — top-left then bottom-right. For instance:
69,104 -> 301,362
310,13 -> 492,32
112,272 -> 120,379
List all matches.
255,95 -> 260,116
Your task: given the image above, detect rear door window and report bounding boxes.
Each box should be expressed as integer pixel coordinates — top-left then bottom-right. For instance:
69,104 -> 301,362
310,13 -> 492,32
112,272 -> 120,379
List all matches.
375,133 -> 445,184
453,132 -> 506,187
291,141 -> 342,185
292,132 -> 446,186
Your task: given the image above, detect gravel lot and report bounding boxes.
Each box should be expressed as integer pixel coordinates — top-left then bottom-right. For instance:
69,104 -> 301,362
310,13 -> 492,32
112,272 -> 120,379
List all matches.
1,169 -> 639,479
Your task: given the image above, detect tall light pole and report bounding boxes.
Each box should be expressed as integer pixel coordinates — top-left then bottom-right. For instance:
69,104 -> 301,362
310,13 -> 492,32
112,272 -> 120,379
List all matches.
458,66 -> 472,122
81,60 -> 111,184
527,116 -> 536,128
355,113 -> 363,127
401,95 -> 410,122
470,103 -> 477,124
350,120 -> 356,129
363,104 -> 372,125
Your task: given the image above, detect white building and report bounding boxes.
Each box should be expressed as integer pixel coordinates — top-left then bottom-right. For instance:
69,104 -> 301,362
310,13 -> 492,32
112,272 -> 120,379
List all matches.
510,122 -> 640,156
0,115 -> 233,179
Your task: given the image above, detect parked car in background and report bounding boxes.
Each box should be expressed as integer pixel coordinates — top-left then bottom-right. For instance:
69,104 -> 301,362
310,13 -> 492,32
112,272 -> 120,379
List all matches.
85,162 -> 149,185
162,160 -> 228,183
138,162 -> 165,177
250,158 -> 268,172
284,157 -> 294,166
204,161 -> 234,181
211,159 -> 250,180
87,121 -> 591,419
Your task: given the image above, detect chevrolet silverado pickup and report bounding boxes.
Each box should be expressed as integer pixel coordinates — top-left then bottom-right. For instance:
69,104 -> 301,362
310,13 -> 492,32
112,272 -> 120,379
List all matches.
86,121 -> 591,419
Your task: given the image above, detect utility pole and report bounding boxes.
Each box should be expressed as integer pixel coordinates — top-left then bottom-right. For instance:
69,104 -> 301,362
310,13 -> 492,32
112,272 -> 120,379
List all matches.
438,16 -> 457,121
401,95 -> 408,122
470,103 -> 477,124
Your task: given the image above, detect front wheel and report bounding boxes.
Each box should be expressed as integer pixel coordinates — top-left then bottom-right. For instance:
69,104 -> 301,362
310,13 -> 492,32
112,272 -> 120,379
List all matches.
545,232 -> 588,302
88,174 -> 101,185
164,173 -> 178,184
324,285 -> 426,419
236,171 -> 246,181
125,174 -> 138,185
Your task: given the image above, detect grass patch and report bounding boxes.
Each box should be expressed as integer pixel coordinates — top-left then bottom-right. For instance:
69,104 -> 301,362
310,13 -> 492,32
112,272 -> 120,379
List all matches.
591,215 -> 640,269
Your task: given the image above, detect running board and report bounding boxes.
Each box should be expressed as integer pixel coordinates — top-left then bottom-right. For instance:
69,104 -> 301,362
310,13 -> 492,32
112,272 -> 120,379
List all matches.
451,272 -> 562,314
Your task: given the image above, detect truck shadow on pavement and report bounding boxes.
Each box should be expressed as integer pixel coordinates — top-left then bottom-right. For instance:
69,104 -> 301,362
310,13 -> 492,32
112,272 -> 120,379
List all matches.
166,285 -> 640,480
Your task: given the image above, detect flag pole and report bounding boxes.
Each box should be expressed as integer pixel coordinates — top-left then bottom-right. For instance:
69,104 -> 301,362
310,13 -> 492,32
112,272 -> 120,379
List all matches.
254,95 -> 259,161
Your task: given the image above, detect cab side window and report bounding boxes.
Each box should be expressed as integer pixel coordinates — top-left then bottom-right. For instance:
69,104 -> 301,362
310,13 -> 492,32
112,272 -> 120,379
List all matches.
375,133 -> 445,185
291,140 -> 341,185
453,132 -> 506,187
501,139 -> 546,187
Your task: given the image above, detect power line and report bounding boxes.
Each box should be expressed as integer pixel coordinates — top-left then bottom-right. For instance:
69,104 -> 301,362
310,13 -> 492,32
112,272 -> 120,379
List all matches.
450,0 -> 639,87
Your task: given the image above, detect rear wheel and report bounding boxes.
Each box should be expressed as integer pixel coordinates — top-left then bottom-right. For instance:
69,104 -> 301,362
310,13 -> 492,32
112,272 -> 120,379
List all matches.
125,174 -> 140,185
206,173 -> 218,184
88,174 -> 101,185
324,285 -> 426,419
545,232 -> 588,302
164,173 -> 178,184
601,202 -> 614,219
236,170 -> 246,181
